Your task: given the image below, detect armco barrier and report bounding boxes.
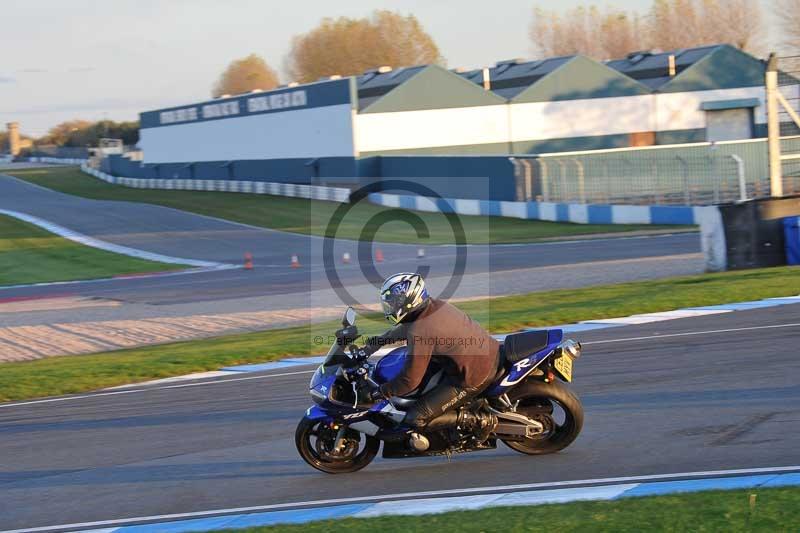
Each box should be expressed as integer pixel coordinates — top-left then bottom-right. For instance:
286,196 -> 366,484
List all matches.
368,192 -> 709,225
80,165 -> 351,203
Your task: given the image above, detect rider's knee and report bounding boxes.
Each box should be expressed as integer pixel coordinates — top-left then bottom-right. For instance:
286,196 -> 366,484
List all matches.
404,406 -> 433,428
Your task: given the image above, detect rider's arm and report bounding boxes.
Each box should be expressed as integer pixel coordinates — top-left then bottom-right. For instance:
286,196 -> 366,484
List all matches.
361,324 -> 406,356
379,325 -> 433,398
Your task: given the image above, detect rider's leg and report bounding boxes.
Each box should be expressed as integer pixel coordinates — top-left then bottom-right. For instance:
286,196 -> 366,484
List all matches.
403,381 -> 469,429
403,352 -> 501,430
404,372 -> 495,429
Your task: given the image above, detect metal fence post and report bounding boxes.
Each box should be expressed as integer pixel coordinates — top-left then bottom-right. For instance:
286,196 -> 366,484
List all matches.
520,158 -> 534,201
766,53 -> 784,197
676,155 -> 690,205
557,159 -> 568,202
510,157 -> 536,201
509,157 -> 523,201
729,154 -> 747,202
572,159 -> 586,203
536,159 -> 549,201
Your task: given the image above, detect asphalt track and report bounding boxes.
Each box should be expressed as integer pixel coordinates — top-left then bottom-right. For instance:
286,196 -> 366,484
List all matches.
1,304 -> 798,530
0,173 -> 701,307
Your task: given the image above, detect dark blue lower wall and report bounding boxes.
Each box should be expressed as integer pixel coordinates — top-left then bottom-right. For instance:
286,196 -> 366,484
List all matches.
105,154 -> 517,201
364,156 -> 517,201
106,156 -> 357,185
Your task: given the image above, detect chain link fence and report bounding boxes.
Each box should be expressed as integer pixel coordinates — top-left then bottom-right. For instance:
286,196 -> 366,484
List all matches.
512,138 -> 800,206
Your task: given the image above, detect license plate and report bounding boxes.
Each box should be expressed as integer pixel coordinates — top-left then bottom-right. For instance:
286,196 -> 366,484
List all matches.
553,355 -> 573,382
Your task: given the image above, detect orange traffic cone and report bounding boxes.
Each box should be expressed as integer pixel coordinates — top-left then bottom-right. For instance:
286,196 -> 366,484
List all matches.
342,252 -> 351,264
290,254 -> 300,268
375,248 -> 384,263
244,252 -> 254,270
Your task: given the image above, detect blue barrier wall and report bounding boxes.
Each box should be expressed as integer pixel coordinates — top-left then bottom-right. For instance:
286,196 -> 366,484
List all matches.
105,154 -> 515,198
362,155 -> 517,201
105,155 -> 357,184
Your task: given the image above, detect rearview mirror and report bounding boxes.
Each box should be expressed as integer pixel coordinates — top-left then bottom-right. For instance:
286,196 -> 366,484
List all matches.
343,307 -> 357,327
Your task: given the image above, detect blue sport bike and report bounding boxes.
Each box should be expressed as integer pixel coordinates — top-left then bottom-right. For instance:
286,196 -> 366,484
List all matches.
296,308 -> 584,474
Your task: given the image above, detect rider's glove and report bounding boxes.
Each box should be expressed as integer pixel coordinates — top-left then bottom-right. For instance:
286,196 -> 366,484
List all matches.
348,345 -> 369,361
336,326 -> 359,345
368,387 -> 385,402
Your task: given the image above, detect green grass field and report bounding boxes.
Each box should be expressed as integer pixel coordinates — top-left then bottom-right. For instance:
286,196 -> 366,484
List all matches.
6,167 -> 689,244
0,214 -> 183,286
1,265 -> 797,402
220,487 -> 800,532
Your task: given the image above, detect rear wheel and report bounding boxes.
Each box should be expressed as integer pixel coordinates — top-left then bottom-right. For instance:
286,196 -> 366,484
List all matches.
295,417 -> 379,474
500,380 -> 583,455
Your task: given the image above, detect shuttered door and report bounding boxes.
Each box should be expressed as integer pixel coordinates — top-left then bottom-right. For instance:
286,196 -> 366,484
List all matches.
705,108 -> 753,142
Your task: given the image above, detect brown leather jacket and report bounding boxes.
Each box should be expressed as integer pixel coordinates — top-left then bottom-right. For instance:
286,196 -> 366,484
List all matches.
379,298 -> 500,398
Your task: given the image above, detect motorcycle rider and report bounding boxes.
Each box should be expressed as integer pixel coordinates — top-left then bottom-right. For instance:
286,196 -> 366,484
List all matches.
369,272 -> 501,430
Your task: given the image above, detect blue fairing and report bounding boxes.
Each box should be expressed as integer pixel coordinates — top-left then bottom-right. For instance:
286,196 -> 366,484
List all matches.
485,329 -> 564,397
373,346 -> 408,385
305,404 -> 333,421
371,330 -> 563,399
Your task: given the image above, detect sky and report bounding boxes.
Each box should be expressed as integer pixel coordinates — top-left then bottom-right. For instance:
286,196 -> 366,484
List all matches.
0,0 -> 779,136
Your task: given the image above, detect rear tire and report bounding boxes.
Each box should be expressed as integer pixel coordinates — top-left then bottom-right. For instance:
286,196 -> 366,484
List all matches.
500,380 -> 583,455
295,417 -> 379,474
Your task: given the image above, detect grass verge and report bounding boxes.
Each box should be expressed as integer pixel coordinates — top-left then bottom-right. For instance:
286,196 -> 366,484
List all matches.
5,167 -> 689,244
0,214 -> 183,286
217,487 -> 800,532
0,265 -> 797,402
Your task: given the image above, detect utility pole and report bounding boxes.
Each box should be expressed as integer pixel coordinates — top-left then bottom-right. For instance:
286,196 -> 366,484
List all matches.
766,53 -> 783,198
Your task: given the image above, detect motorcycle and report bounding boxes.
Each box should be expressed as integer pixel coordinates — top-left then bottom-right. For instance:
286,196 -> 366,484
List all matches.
295,307 -> 584,474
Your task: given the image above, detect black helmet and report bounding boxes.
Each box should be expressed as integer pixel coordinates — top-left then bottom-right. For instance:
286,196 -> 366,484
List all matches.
380,272 -> 429,324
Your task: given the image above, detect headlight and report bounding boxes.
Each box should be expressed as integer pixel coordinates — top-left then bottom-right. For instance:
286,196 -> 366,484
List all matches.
558,339 -> 582,359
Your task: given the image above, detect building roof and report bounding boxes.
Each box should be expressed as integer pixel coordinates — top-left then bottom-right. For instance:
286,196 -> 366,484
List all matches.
604,45 -> 722,89
510,55 -> 651,103
357,64 -> 505,114
458,56 -> 576,98
355,66 -> 428,110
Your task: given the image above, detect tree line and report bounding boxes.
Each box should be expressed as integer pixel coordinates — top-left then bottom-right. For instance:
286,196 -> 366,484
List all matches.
2,120 -> 139,153
216,2 -> 800,97
15,1 -> 800,149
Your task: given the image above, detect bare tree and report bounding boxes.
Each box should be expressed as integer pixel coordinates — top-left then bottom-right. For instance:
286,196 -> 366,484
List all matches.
213,54 -> 279,97
775,0 -> 800,52
531,1 -> 763,61
646,0 -> 763,53
530,5 -> 645,59
286,10 -> 444,83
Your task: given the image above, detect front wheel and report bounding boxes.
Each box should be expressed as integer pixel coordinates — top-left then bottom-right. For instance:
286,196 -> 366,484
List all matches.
500,380 -> 583,455
295,417 -> 379,474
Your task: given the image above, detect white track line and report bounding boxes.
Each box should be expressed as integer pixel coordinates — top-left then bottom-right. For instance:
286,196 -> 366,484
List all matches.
5,465 -> 799,533
0,208 -> 227,268
4,321 -> 800,409
583,322 -> 800,345
0,369 -> 314,409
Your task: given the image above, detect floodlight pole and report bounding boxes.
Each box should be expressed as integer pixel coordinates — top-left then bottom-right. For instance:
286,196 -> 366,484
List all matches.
766,53 -> 783,198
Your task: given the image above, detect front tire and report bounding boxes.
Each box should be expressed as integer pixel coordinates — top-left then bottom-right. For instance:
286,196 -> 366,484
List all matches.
295,417 -> 379,474
500,380 -> 583,455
